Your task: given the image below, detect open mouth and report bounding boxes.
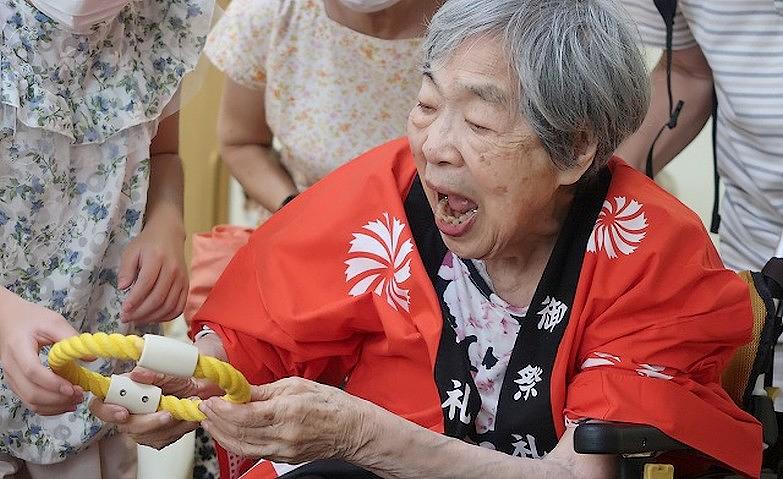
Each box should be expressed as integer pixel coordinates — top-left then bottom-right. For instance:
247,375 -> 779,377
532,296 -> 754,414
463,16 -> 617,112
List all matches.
436,192 -> 478,224
433,189 -> 479,237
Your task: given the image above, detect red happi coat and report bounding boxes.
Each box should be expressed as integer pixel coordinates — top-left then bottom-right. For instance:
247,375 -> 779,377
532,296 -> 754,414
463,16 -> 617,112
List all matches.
192,138 -> 762,478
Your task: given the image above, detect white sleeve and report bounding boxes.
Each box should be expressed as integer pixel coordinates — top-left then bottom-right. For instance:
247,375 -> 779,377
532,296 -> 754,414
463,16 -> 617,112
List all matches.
622,0 -> 697,50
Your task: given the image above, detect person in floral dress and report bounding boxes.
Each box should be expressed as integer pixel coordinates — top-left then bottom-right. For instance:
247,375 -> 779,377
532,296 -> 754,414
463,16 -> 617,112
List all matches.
0,0 -> 214,477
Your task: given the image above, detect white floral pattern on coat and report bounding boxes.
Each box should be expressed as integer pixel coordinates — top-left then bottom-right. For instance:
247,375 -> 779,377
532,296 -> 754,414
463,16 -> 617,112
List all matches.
0,0 -> 212,464
587,196 -> 648,259
345,213 -> 413,312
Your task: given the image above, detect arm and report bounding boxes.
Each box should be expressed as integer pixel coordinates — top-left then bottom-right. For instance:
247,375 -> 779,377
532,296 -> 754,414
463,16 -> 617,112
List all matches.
354,406 -> 614,479
144,113 -> 186,241
119,113 -> 188,324
615,44 -> 714,174
199,378 -> 614,479
219,78 -> 298,212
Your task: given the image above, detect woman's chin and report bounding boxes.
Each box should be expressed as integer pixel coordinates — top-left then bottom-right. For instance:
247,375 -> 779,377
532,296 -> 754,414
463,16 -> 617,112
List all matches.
437,216 -> 489,259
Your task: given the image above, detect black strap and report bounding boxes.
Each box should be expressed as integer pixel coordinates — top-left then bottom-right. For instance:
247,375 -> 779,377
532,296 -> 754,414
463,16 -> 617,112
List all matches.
710,88 -> 721,233
762,258 -> 783,300
646,0 -> 685,178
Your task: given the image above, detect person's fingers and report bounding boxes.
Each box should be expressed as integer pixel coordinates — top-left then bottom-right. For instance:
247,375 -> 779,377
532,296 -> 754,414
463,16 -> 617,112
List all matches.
11,341 -> 81,403
89,396 -> 130,424
129,367 -> 195,397
156,280 -> 183,322
21,386 -> 81,412
191,378 -> 225,400
128,367 -> 158,385
141,280 -> 182,325
116,411 -> 175,436
249,383 -> 275,402
200,397 -> 252,426
91,396 -> 195,450
117,247 -> 141,291
6,359 -> 80,415
248,377 -> 307,402
248,381 -> 294,402
200,398 -> 276,436
38,316 -> 80,344
121,254 -> 163,320
126,264 -> 175,323
25,359 -> 81,400
175,286 -> 187,318
201,419 -> 268,458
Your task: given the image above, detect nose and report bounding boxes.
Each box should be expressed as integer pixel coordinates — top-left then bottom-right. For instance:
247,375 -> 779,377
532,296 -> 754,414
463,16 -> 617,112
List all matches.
421,114 -> 463,167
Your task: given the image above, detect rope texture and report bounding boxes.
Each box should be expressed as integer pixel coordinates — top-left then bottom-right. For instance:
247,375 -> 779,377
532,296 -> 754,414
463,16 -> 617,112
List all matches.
48,333 -> 250,421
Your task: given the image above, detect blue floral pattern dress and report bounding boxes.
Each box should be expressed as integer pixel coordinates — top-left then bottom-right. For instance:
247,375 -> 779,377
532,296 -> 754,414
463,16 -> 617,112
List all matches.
0,0 -> 212,464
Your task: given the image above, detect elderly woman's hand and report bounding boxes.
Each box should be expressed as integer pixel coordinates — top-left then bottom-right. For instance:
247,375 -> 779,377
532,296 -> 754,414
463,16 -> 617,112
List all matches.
199,377 -> 372,464
89,367 -> 223,449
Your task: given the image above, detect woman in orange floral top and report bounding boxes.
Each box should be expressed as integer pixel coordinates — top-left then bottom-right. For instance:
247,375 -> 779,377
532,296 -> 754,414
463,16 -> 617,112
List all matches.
206,0 -> 444,218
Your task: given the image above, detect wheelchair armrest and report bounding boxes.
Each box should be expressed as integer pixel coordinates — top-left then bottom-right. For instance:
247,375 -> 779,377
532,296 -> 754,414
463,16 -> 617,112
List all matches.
573,422 -> 690,455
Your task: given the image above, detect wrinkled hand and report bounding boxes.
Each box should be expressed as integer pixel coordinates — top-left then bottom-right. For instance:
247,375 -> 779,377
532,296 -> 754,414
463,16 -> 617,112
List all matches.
0,291 -> 84,415
89,367 -> 222,449
200,377 -> 370,464
118,223 -> 187,324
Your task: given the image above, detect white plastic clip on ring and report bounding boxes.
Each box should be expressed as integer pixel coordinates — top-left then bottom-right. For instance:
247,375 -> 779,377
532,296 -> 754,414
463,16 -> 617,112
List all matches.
105,375 -> 162,414
137,334 -> 199,378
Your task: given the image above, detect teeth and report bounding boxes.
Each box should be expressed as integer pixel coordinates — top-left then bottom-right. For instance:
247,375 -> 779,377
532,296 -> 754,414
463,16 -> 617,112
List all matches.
436,195 -> 478,225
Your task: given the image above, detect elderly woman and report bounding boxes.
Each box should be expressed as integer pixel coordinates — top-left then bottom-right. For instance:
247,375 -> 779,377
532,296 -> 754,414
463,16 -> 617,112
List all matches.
92,0 -> 761,477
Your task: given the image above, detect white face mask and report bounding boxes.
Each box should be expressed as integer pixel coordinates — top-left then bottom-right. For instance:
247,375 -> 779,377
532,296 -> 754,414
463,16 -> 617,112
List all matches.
337,0 -> 402,13
28,0 -> 134,33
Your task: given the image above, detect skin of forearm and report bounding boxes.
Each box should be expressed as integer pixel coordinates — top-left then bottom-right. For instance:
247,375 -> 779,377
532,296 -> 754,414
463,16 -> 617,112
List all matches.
222,143 -> 297,212
616,53 -> 713,173
144,152 -> 185,236
350,403 -> 580,479
194,333 -> 228,362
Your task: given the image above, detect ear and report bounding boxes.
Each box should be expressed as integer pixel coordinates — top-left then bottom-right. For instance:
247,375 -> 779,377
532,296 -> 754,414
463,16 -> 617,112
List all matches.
558,130 -> 598,186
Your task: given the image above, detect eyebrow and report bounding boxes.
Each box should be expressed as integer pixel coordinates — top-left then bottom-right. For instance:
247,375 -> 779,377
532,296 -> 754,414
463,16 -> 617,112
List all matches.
422,67 -> 509,106
464,82 -> 508,105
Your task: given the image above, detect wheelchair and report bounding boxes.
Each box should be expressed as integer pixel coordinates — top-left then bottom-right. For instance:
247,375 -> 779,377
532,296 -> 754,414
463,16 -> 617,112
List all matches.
258,259 -> 783,479
573,257 -> 783,479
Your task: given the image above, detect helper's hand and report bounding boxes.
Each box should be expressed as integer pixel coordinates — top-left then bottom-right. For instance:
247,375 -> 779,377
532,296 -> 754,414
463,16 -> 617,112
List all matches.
118,221 -> 187,325
89,367 -> 223,449
0,288 -> 84,415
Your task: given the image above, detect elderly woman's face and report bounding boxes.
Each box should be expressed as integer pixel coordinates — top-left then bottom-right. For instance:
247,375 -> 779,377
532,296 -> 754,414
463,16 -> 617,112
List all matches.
408,38 -> 582,260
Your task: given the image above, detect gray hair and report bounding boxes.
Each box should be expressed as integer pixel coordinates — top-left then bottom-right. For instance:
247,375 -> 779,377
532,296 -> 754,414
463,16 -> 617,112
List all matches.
423,0 -> 649,175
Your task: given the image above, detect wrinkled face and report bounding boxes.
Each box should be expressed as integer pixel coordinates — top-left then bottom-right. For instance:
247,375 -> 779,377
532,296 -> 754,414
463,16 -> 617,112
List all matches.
408,37 -> 585,260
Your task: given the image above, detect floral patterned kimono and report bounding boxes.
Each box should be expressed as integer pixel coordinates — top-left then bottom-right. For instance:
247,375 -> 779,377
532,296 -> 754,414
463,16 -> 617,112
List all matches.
0,0 -> 212,464
192,138 -> 763,478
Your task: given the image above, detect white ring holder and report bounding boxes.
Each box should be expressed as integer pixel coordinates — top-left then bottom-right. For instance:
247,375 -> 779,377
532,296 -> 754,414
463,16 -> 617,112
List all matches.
105,335 -> 199,413
137,334 -> 199,377
105,375 -> 163,414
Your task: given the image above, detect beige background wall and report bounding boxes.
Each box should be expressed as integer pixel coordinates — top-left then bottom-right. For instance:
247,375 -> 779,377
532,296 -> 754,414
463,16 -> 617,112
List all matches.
179,0 -> 232,262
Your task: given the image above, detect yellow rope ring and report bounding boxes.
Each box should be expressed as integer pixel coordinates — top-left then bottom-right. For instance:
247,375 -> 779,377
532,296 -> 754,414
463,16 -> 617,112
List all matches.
48,332 -> 251,422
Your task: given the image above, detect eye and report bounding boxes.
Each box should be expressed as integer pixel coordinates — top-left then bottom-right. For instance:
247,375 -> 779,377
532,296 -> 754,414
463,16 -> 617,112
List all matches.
141,396 -> 149,403
119,389 -> 126,397
416,101 -> 436,114
466,120 -> 491,134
